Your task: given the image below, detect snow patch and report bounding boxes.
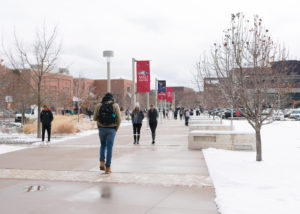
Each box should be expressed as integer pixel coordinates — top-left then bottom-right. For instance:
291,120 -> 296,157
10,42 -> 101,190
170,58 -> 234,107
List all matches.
0,145 -> 27,155
203,120 -> 300,214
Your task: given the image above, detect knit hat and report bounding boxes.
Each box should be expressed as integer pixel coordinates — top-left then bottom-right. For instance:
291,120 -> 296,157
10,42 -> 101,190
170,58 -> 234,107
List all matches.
135,102 -> 140,108
102,93 -> 114,103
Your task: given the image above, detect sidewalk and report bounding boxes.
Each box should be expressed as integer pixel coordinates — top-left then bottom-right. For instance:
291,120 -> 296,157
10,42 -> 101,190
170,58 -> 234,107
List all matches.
0,118 -> 219,214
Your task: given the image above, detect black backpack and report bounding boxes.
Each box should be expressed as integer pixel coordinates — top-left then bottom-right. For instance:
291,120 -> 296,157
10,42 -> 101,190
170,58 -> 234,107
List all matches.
98,102 -> 116,125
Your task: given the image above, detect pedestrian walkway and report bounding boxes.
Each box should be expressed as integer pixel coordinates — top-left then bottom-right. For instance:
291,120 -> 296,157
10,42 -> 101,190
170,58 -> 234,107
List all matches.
0,118 -> 219,214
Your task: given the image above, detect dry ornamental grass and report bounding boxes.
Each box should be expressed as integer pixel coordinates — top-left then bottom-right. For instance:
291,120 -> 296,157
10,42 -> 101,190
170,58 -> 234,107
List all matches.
24,114 -> 96,134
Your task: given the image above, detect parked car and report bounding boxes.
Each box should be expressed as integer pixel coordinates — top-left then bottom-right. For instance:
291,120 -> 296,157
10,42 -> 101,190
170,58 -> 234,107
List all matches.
15,105 -> 38,123
223,109 -> 243,119
290,109 -> 300,120
283,109 -> 293,118
262,108 -> 272,115
272,110 -> 284,121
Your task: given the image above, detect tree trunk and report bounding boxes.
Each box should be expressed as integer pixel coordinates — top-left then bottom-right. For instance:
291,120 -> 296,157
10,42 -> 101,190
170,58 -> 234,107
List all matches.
255,128 -> 262,161
22,104 -> 25,125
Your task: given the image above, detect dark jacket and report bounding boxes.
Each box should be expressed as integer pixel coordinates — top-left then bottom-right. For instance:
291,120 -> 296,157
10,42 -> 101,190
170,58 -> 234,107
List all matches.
40,109 -> 53,126
131,110 -> 144,124
148,108 -> 158,123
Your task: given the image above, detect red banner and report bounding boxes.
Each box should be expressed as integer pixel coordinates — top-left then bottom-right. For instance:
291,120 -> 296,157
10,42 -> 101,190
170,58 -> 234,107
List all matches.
158,92 -> 166,100
166,87 -> 173,102
136,61 -> 150,93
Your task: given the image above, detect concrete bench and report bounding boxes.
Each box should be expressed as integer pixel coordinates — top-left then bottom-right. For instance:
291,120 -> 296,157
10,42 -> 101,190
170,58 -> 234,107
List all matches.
188,130 -> 256,151
189,124 -> 232,131
189,119 -> 220,125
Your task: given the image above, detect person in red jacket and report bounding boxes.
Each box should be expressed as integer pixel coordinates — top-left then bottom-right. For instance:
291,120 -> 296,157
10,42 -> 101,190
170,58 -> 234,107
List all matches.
40,104 -> 53,142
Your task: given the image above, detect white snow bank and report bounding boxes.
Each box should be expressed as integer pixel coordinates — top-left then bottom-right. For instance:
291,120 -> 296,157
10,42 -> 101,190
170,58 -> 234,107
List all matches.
204,120 -> 300,214
0,145 -> 26,155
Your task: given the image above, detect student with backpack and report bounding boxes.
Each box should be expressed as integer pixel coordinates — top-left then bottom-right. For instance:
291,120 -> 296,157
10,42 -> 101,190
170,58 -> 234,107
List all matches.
40,104 -> 53,143
93,93 -> 121,174
131,103 -> 144,144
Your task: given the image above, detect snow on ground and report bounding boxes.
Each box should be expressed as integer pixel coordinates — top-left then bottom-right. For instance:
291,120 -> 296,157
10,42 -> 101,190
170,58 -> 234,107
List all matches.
0,120 -> 131,154
204,120 -> 300,214
0,145 -> 27,155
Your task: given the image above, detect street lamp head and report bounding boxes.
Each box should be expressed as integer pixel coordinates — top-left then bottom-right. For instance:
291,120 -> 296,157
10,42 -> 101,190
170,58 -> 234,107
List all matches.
103,50 -> 114,58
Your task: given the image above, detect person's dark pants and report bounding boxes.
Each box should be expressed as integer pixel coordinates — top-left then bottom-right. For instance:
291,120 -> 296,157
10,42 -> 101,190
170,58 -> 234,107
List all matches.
185,117 -> 190,126
149,121 -> 157,142
42,124 -> 51,142
133,123 -> 142,143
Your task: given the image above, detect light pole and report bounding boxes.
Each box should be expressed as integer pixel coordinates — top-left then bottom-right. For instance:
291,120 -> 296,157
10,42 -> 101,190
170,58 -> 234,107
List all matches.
103,50 -> 114,93
132,58 -> 136,109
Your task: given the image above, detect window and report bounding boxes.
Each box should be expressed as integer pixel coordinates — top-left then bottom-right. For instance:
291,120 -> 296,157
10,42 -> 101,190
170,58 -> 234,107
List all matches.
50,86 -> 57,91
63,87 -> 69,93
127,87 -> 131,92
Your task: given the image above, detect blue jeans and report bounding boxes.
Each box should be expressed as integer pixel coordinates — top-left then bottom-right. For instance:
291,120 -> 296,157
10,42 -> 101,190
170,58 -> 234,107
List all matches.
185,117 -> 189,126
98,128 -> 116,167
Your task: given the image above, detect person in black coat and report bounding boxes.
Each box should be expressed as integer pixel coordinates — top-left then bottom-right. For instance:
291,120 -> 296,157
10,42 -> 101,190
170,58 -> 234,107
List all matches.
40,104 -> 54,142
148,104 -> 159,144
131,103 -> 144,144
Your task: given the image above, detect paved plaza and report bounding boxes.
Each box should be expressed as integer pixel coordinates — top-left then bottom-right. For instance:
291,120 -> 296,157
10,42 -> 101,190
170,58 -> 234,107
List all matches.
0,119 -> 219,214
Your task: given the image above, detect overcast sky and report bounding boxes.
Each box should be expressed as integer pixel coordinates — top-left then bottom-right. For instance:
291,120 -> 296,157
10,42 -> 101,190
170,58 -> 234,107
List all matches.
1,0 -> 300,90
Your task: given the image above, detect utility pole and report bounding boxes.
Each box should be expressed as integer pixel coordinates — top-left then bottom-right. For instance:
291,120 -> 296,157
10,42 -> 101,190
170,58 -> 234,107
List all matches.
103,50 -> 114,93
155,78 -> 158,109
132,58 -> 136,109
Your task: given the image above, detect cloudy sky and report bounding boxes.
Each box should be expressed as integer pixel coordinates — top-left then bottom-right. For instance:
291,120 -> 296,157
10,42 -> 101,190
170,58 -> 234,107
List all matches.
1,0 -> 300,90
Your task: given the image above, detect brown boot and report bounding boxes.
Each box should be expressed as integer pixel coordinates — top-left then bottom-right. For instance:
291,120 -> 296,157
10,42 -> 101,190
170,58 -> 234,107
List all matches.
100,161 -> 105,171
105,166 -> 111,174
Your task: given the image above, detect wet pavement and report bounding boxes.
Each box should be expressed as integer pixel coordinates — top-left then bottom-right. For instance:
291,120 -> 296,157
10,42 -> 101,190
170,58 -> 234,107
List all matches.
0,118 -> 219,213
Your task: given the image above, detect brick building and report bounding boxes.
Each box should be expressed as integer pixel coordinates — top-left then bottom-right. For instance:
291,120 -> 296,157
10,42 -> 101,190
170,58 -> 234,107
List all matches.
92,79 -> 134,110
0,66 -> 136,112
202,60 -> 300,109
171,86 -> 198,108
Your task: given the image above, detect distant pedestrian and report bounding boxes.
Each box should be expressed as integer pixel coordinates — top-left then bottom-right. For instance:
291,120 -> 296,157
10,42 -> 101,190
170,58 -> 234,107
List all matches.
40,104 -> 53,143
179,108 -> 183,120
87,108 -> 93,120
131,103 -> 144,144
148,104 -> 158,144
163,108 -> 166,119
94,93 -> 121,174
184,109 -> 190,126
174,109 -> 178,120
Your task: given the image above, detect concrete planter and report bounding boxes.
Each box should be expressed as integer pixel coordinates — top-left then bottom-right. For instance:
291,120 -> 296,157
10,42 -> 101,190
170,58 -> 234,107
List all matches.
188,130 -> 256,151
189,124 -> 232,131
189,120 -> 220,125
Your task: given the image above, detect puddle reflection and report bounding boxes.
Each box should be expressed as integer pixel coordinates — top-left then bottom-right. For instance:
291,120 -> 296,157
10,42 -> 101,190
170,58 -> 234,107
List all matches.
100,186 -> 111,199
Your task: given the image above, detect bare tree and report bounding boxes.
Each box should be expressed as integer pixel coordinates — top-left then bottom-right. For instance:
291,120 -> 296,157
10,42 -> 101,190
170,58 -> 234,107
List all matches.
4,25 -> 61,137
194,55 -> 226,111
211,13 -> 288,161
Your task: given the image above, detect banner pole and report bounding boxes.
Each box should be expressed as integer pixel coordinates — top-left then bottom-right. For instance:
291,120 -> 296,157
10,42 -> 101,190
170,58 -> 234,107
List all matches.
155,78 -> 158,109
132,58 -> 136,109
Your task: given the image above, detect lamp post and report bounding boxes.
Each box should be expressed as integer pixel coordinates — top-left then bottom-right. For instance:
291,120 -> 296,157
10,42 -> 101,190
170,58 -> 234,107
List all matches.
103,50 -> 114,93
132,58 -> 136,109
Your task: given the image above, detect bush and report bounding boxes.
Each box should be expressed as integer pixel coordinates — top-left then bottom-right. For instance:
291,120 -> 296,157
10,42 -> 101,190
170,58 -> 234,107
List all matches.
23,115 -> 91,134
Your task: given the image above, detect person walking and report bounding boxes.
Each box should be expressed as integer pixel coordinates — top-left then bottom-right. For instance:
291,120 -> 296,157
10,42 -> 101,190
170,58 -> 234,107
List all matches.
131,103 -> 144,144
94,93 -> 121,174
179,108 -> 183,120
40,104 -> 53,143
148,104 -> 158,144
184,108 -> 190,126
